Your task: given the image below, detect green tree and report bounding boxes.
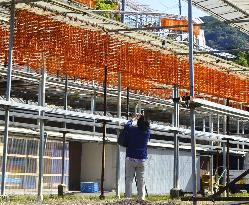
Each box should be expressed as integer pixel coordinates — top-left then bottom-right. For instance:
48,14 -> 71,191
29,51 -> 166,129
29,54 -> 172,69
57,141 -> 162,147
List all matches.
235,51 -> 248,67
96,0 -> 119,20
201,16 -> 249,67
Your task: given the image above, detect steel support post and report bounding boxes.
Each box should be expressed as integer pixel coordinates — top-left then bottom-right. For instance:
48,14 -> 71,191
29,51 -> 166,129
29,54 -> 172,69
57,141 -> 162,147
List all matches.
37,58 -> 46,201
217,114 -> 220,134
237,120 -> 240,135
91,81 -> 96,134
121,0 -> 126,23
222,142 -> 227,182
226,99 -> 230,196
179,0 -> 183,42
135,14 -> 139,28
138,98 -> 142,114
100,66 -> 108,200
1,0 -> 15,196
116,72 -> 122,198
188,0 -> 197,203
171,85 -> 180,195
226,139 -> 230,196
222,115 -> 227,197
240,104 -> 244,135
223,115 -> 227,141
126,87 -> 129,120
242,122 -> 245,135
237,119 -> 240,170
209,114 -> 214,193
202,117 -> 206,132
179,0 -> 182,15
61,75 -> 68,185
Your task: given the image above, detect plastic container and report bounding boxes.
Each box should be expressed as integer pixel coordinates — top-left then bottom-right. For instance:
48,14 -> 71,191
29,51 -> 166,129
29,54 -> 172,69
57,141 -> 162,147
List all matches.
80,182 -> 99,193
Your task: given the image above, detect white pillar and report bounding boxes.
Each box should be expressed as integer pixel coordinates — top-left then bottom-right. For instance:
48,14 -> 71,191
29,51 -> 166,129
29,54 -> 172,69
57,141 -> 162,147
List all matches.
209,114 -> 214,193
116,72 -> 122,198
37,55 -> 47,201
217,114 -> 220,134
91,81 -> 96,135
202,117 -> 206,132
222,114 -> 227,196
172,85 -> 180,189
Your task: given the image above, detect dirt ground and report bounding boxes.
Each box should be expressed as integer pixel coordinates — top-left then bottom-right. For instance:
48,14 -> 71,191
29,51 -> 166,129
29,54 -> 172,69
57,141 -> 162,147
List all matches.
0,199 -> 235,205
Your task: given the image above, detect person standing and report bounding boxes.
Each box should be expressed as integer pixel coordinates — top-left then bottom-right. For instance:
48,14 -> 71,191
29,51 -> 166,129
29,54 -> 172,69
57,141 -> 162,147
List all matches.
124,114 -> 150,200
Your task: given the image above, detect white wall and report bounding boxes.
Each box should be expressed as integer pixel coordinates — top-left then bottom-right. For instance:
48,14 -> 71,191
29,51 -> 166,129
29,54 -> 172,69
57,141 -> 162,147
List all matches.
81,142 -> 117,191
119,146 -> 200,194
80,142 -> 200,194
81,142 -> 102,183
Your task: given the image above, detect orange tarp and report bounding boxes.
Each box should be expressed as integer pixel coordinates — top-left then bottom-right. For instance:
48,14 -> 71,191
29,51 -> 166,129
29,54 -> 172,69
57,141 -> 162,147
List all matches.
160,18 -> 201,37
0,10 -> 248,104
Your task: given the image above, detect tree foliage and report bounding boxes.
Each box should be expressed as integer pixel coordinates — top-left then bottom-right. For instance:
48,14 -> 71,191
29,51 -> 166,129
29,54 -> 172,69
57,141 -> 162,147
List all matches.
200,16 -> 249,67
235,51 -> 248,67
96,0 -> 119,19
96,0 -> 118,10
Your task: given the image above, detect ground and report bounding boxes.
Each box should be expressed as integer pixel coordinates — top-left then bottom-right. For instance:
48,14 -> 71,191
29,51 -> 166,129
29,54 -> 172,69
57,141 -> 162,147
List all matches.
0,195 -> 234,205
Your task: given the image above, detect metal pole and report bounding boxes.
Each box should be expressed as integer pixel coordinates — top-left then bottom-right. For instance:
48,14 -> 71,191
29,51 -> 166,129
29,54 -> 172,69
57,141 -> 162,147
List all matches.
222,142 -> 227,187
202,117 -> 206,132
217,114 -> 220,134
116,72 -> 122,198
91,81 -> 96,134
178,0 -> 183,42
188,0 -> 197,203
121,0 -> 126,23
216,149 -> 219,175
209,114 -> 214,193
226,99 -> 230,196
138,98 -> 142,114
222,114 -> 227,197
1,0 -> 15,195
126,87 -> 129,120
237,119 -> 240,170
179,0 -> 182,15
226,139 -> 230,196
236,119 -> 240,135
100,66 -> 107,200
242,122 -> 245,135
240,104 -> 244,135
136,13 -> 139,28
61,75 -> 68,185
223,107 -> 227,136
226,99 -> 230,135
173,85 -> 180,189
37,55 -> 46,201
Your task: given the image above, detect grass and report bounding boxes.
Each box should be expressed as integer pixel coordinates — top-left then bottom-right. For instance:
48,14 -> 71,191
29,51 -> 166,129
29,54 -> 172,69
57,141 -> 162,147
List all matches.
231,192 -> 249,197
0,193 -> 171,204
146,195 -> 171,201
6,192 -> 249,204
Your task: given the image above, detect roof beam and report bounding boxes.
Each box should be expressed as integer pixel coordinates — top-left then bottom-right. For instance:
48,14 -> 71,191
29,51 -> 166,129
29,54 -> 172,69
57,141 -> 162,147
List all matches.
107,24 -> 202,32
0,0 -> 42,6
177,48 -> 249,55
221,0 -> 249,17
91,10 -> 183,16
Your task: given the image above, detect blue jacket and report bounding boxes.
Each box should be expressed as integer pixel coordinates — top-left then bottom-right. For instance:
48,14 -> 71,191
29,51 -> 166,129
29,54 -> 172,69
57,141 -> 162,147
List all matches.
125,120 -> 150,160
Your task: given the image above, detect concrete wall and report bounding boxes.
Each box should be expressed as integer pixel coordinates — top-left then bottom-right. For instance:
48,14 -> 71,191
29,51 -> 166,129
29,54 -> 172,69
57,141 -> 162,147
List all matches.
80,142 -> 200,194
80,142 -> 117,191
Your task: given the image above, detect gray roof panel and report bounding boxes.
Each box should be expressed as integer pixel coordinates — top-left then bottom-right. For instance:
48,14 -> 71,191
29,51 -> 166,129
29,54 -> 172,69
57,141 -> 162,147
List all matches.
189,0 -> 249,34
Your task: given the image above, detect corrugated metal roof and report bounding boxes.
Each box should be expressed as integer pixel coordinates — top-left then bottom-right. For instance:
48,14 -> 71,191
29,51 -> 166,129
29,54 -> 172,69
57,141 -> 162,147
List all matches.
189,0 -> 249,35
